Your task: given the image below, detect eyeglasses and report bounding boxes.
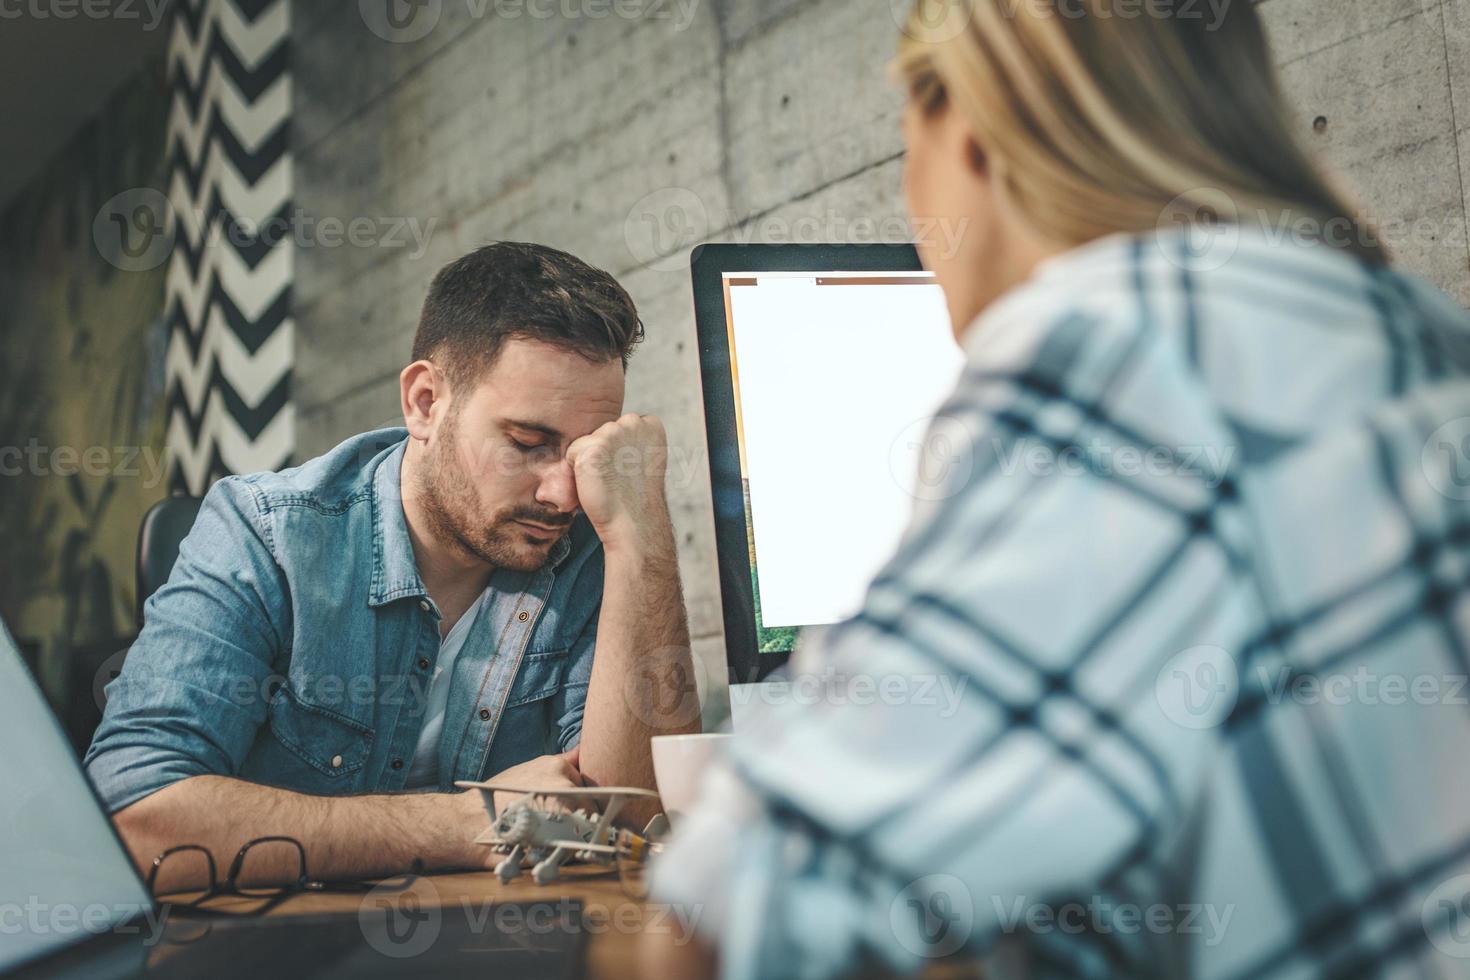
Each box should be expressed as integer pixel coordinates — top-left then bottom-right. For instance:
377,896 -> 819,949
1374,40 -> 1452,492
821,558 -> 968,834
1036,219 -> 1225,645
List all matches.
147,836 -> 413,918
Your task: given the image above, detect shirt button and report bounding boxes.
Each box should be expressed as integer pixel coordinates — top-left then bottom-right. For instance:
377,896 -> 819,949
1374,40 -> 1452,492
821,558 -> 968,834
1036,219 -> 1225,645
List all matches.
330,754 -> 343,769
479,708 -> 491,721
418,658 -> 430,670
419,600 -> 431,612
391,758 -> 404,770
518,611 -> 529,622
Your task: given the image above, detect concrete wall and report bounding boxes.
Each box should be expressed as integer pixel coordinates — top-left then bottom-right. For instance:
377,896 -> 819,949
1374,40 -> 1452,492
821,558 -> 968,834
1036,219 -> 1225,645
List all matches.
291,0 -> 1470,721
1264,0 -> 1470,306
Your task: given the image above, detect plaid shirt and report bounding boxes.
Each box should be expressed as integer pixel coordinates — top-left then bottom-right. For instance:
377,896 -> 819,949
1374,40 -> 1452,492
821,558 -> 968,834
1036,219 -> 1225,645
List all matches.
652,227 -> 1470,979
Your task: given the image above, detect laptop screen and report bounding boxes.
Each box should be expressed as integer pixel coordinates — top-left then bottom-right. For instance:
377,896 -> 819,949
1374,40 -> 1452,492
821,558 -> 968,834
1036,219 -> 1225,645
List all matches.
0,621 -> 153,971
718,270 -> 963,656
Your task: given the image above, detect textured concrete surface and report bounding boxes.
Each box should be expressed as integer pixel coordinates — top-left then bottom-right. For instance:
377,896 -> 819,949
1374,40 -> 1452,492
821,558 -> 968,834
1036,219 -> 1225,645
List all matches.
292,0 -> 1470,719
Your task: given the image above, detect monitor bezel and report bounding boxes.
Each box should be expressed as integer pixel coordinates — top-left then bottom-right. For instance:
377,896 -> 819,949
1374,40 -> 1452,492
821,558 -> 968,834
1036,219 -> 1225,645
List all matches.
689,242 -> 928,684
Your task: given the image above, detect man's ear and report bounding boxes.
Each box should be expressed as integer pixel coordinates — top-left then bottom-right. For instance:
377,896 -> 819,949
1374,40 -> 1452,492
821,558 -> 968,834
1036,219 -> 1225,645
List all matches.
400,360 -> 446,441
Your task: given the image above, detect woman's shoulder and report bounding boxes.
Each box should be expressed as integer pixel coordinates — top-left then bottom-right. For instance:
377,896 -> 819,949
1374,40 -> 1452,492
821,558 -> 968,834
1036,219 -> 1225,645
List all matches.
962,229 -> 1470,445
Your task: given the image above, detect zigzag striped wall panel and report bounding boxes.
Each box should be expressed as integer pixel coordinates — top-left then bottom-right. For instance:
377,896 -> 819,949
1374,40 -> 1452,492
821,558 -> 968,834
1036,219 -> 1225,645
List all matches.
164,0 -> 293,495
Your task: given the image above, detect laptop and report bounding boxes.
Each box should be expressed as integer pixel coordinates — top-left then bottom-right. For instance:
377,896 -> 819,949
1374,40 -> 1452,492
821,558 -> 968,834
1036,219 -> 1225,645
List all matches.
689,243 -> 963,687
0,618 -> 585,979
0,617 -> 154,978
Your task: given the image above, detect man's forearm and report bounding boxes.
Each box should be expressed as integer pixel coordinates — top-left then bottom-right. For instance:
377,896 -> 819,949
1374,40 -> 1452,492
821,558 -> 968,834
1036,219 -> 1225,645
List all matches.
578,512 -> 700,818
114,774 -> 490,892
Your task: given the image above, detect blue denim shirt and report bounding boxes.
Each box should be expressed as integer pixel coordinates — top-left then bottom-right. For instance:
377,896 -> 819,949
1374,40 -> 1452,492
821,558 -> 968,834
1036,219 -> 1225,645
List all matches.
85,428 -> 604,813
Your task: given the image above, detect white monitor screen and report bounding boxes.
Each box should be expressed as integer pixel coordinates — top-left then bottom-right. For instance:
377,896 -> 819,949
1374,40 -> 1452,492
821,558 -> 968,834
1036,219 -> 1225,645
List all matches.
721,271 -> 964,654
0,623 -> 153,971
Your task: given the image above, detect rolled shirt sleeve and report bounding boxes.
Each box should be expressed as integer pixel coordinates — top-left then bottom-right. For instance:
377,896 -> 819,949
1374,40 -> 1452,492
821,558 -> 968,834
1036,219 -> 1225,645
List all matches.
84,476 -> 291,812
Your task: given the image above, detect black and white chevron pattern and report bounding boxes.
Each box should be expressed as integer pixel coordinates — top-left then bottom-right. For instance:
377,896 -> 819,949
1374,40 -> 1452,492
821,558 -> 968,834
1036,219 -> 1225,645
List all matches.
165,0 -> 293,495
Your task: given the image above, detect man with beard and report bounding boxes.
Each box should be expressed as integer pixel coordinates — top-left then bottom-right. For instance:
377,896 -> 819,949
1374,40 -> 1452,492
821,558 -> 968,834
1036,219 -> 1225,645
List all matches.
86,243 -> 698,889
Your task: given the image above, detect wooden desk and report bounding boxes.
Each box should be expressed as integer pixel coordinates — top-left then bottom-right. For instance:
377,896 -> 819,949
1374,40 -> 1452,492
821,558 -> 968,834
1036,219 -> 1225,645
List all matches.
151,868 -> 982,979
160,865 -> 653,978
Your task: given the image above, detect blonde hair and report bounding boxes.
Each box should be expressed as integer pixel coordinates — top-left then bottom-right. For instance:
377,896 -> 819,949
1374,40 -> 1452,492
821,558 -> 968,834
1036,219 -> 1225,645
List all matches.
892,0 -> 1386,264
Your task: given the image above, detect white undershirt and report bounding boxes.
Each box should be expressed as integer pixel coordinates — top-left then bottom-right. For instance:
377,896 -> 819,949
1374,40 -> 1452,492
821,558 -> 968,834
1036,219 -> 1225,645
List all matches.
404,586 -> 492,789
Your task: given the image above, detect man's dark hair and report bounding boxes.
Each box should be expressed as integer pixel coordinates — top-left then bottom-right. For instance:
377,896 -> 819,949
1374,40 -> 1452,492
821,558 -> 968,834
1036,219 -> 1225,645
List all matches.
411,242 -> 644,390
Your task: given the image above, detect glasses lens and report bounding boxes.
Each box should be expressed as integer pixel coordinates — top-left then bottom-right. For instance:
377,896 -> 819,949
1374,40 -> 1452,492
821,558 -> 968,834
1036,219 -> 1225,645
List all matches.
233,838 -> 305,897
152,848 -> 215,900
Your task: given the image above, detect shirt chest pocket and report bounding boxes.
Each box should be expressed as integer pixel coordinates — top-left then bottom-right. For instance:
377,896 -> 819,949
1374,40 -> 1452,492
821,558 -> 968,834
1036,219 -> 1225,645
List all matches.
505,648 -> 569,708
264,688 -> 375,787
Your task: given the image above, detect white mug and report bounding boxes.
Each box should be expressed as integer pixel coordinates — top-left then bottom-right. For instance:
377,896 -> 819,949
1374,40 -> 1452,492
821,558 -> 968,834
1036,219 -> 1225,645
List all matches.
650,732 -> 734,826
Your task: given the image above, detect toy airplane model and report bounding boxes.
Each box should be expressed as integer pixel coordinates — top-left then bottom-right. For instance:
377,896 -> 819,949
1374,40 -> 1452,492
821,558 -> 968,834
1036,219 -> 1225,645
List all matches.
454,780 -> 665,885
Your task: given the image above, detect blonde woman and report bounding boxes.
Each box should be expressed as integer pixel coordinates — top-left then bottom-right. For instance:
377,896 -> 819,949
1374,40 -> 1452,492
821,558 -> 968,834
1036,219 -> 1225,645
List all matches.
647,1 -> 1470,977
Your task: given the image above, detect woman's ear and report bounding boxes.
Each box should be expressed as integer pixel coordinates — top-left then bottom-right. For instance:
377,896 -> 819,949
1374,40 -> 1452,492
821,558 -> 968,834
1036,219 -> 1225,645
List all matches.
965,134 -> 988,179
400,360 -> 443,441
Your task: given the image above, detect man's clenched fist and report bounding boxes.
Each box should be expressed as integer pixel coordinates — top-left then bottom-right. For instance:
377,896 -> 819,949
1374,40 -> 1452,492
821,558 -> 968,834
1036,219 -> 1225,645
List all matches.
565,413 -> 674,555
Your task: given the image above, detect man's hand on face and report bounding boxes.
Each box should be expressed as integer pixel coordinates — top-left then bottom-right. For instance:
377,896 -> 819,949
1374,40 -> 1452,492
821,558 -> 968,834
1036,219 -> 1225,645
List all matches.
565,413 -> 674,555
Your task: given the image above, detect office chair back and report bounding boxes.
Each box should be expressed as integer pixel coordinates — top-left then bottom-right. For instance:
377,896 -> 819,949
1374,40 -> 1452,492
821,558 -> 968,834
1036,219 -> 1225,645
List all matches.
135,496 -> 202,628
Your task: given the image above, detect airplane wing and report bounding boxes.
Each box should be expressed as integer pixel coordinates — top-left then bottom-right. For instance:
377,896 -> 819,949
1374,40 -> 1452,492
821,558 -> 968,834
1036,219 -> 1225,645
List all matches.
545,837 -> 660,862
454,782 -> 660,800
546,839 -> 620,855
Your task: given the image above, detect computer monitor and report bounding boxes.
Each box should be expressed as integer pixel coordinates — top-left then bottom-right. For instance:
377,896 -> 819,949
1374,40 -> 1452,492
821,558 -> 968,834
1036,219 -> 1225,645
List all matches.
691,243 -> 963,683
0,619 -> 154,975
